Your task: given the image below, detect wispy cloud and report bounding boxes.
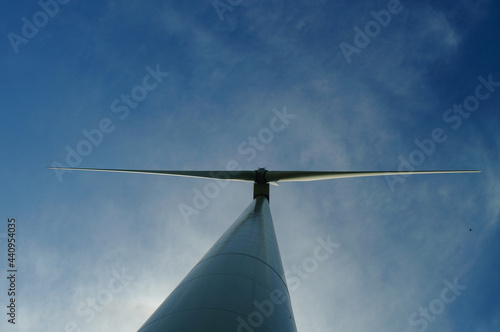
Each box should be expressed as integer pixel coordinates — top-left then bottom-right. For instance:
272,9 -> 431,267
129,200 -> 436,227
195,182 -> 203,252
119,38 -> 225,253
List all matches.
1,1 -> 499,331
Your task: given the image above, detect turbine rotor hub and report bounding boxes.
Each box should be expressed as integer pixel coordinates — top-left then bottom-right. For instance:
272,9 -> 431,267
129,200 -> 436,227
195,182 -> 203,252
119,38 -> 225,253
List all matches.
254,168 -> 269,200
255,167 -> 268,184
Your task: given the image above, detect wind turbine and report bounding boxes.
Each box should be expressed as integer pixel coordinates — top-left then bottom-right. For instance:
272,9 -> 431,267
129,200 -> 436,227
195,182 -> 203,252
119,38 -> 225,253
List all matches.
49,166 -> 479,331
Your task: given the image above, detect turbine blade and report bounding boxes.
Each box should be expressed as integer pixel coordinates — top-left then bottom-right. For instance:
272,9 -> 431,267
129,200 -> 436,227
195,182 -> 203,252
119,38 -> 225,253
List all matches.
266,170 -> 481,182
48,167 -> 480,183
47,167 -> 256,182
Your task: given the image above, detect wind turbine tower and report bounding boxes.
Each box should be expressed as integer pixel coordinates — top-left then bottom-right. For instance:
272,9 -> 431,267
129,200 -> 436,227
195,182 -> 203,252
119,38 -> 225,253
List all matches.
50,166 -> 479,331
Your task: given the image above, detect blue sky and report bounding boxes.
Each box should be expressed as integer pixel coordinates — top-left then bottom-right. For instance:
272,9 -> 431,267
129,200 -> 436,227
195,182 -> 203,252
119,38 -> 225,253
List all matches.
1,0 -> 499,331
